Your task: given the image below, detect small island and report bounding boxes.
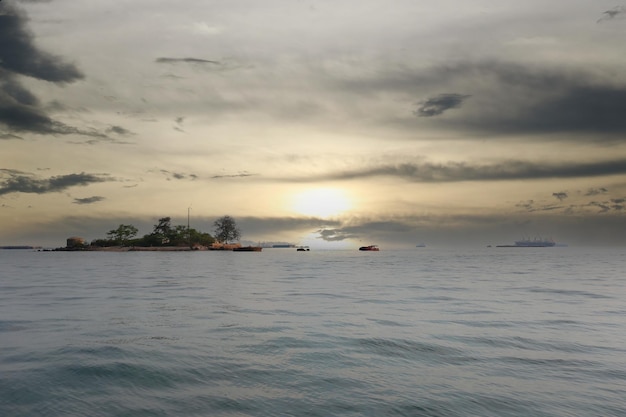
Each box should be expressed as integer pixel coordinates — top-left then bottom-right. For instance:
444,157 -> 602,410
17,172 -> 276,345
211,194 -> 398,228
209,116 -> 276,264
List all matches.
55,215 -> 256,252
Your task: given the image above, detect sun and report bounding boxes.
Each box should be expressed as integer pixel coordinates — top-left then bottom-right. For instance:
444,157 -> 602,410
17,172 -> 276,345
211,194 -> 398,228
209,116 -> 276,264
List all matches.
291,188 -> 352,218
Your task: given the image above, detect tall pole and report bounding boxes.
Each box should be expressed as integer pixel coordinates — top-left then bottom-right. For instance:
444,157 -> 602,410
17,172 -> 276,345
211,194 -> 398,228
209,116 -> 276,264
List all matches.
187,206 -> 191,248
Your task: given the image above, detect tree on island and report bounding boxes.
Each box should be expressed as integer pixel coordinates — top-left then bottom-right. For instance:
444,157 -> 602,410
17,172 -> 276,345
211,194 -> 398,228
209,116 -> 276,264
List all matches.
213,215 -> 241,244
91,216 -> 215,248
106,224 -> 138,246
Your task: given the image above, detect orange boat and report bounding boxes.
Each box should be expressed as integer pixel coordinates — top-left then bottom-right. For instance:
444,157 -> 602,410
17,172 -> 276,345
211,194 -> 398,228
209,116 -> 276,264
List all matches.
359,245 -> 379,251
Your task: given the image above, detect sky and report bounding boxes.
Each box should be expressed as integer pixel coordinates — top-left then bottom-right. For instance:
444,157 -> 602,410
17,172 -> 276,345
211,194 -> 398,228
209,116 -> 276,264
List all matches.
2,0 -> 626,249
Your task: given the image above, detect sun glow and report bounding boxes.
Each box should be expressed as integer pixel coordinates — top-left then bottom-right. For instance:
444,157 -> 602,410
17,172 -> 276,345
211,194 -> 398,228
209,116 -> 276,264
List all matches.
291,188 -> 352,218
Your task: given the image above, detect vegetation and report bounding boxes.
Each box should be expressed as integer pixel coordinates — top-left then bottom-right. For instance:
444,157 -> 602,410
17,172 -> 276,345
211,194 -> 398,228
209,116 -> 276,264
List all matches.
213,215 -> 241,244
90,216 -> 215,248
106,224 -> 138,246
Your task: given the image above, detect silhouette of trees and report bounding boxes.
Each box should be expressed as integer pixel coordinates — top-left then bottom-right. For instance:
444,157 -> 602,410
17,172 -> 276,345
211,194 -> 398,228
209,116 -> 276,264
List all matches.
106,224 -> 138,246
92,216 -> 215,248
213,215 -> 241,244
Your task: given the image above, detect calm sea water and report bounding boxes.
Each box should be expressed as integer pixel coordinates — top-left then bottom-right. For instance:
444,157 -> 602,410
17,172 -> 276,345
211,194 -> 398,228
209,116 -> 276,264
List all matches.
1,247 -> 625,417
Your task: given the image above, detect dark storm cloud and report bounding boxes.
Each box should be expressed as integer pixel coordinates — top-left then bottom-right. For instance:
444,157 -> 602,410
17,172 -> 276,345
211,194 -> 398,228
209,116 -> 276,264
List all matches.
73,196 -> 105,205
552,192 -> 568,201
155,57 -> 220,65
340,60 -> 626,139
0,172 -> 112,196
0,3 -> 105,138
301,158 -> 626,183
437,62 -> 626,137
0,4 -> 83,82
0,89 -> 107,137
414,94 -> 470,117
513,86 -> 626,135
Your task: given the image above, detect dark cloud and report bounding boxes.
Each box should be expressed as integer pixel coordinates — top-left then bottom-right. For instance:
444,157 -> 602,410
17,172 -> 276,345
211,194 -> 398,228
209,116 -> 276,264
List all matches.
106,125 -> 133,136
0,87 -> 108,137
0,3 -> 105,138
341,61 -> 626,139
511,86 -> 626,135
73,196 -> 105,205
0,172 -> 112,196
0,4 -> 83,82
295,158 -> 626,183
157,169 -> 197,181
435,63 -> 626,137
552,192 -> 568,201
0,132 -> 22,140
588,201 -> 611,213
414,93 -> 470,117
584,196 -> 626,213
155,57 -> 220,65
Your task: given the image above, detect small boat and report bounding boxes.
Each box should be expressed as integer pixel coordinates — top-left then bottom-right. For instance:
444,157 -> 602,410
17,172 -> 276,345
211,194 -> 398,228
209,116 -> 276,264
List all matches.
296,246 -> 310,251
359,245 -> 379,251
232,246 -> 262,252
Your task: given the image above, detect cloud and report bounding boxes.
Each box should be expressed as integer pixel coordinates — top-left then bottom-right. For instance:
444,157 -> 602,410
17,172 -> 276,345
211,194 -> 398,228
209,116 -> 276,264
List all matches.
0,3 -> 106,138
317,228 -> 360,242
73,196 -> 105,205
414,93 -> 470,117
156,169 -> 198,181
588,201 -> 611,213
0,132 -> 23,140
0,4 -> 83,82
342,61 -> 626,139
106,126 -> 134,136
597,6 -> 626,23
211,172 -> 255,179
552,192 -> 568,201
0,172 -> 112,196
294,158 -> 626,183
585,187 -> 608,196
155,57 -> 220,65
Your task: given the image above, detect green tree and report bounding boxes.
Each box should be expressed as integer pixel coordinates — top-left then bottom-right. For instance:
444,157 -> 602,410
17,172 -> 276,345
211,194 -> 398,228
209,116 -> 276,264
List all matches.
213,215 -> 241,244
150,217 -> 172,245
153,217 -> 172,236
106,224 -> 138,246
190,229 -> 214,247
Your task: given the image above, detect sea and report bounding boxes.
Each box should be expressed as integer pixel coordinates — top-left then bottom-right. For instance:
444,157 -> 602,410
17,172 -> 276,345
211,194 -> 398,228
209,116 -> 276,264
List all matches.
1,247 -> 625,417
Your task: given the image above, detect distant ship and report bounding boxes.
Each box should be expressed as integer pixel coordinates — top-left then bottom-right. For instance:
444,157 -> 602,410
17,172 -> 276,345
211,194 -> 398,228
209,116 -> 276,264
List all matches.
497,237 -> 556,247
359,245 -> 380,251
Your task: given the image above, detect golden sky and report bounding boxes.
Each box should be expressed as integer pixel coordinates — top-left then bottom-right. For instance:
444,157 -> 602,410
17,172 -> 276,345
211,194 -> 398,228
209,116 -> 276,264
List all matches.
2,0 -> 626,248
